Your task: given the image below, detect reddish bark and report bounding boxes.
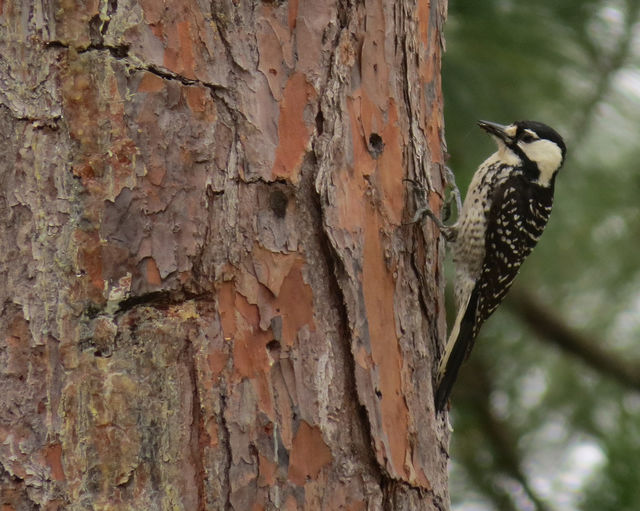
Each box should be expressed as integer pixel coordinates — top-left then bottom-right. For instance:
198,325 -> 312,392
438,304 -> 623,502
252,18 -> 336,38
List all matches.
0,0 -> 450,509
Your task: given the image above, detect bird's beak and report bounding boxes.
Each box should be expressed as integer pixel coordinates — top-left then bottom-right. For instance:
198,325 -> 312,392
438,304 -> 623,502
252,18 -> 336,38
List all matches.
477,120 -> 512,142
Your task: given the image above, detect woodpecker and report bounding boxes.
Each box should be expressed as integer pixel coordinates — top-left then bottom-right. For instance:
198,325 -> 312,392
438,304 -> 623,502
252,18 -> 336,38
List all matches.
429,120 -> 567,411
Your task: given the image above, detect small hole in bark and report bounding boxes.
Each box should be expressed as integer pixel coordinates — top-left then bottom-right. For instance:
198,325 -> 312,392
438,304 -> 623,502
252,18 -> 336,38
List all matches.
266,340 -> 281,361
110,44 -> 130,59
368,133 -> 384,159
269,190 -> 288,218
375,388 -> 382,399
315,110 -> 324,135
269,68 -> 277,76
85,305 -> 100,318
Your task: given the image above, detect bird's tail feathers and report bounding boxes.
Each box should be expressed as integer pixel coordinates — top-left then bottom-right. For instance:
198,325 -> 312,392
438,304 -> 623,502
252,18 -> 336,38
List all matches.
435,286 -> 479,411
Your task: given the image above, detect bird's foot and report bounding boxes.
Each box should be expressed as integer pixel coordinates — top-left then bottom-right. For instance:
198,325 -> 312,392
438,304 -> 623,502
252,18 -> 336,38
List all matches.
404,178 -> 458,242
443,165 -> 463,216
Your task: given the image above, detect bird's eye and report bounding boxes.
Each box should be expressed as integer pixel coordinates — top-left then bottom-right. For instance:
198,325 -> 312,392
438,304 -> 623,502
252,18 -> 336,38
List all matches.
521,133 -> 536,143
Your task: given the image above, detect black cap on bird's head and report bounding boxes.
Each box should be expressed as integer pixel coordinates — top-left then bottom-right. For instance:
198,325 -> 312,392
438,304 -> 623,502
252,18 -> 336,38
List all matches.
478,120 -> 566,158
477,119 -> 566,186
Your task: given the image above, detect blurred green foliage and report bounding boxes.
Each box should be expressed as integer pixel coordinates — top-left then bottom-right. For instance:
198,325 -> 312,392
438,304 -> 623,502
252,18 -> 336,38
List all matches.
443,1 -> 640,510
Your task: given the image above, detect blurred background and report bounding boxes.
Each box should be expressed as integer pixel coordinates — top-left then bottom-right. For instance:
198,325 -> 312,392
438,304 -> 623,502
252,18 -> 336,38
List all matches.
442,1 -> 640,510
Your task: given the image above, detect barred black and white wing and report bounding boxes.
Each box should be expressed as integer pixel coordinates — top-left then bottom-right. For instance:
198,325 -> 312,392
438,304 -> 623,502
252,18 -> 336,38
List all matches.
435,175 -> 554,410
473,174 -> 554,335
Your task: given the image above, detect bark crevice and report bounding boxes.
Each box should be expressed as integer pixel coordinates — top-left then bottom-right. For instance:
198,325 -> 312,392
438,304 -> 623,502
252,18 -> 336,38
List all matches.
184,339 -> 207,511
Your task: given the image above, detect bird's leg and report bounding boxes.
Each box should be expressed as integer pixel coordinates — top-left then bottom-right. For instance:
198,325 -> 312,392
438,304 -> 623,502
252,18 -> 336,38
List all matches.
441,190 -> 455,223
443,165 -> 463,217
405,178 -> 458,242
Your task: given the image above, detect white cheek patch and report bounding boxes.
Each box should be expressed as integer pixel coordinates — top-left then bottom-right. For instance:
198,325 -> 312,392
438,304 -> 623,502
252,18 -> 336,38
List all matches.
519,139 -> 563,186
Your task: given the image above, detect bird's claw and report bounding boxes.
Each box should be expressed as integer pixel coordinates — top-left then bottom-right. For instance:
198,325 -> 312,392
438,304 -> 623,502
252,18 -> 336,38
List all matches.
404,178 -> 458,242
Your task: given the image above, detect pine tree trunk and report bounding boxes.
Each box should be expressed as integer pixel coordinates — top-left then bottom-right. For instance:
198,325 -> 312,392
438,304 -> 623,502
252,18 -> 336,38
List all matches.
0,1 -> 450,509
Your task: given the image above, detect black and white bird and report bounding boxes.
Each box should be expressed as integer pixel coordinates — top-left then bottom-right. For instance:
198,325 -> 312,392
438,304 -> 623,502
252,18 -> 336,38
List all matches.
429,120 -> 566,411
